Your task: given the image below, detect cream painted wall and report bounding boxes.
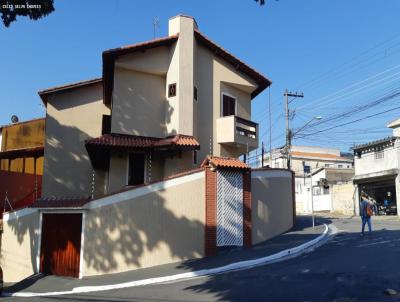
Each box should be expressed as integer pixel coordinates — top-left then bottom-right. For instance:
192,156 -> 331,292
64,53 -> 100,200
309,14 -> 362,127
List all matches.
220,82 -> 251,120
1,210 -> 40,283
43,83 -> 110,198
115,46 -> 169,75
82,171 -> 206,276
212,53 -> 256,158
167,16 -> 195,136
195,44 -> 257,161
331,182 -> 356,215
108,151 -> 168,194
163,152 -> 194,178
111,68 -> 167,137
108,151 -> 128,193
196,44 -> 214,162
251,170 -> 294,244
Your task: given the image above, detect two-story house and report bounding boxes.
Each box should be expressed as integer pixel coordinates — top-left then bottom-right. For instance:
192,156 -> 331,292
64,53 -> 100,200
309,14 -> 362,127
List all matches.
38,15 -> 269,200
353,118 -> 400,216
2,16 -> 301,284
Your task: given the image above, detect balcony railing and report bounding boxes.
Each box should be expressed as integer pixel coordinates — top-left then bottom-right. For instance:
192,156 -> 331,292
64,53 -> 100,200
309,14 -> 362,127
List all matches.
235,116 -> 257,139
216,115 -> 258,151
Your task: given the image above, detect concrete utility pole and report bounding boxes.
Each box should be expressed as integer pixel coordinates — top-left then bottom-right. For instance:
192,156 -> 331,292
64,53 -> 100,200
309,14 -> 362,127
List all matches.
284,90 -> 304,170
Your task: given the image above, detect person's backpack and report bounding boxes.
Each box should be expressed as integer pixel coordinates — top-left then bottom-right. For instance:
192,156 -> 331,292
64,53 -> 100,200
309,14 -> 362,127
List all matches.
366,204 -> 373,217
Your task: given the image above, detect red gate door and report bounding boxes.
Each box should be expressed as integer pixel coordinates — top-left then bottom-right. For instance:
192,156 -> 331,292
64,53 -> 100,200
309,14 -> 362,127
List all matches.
40,213 -> 82,278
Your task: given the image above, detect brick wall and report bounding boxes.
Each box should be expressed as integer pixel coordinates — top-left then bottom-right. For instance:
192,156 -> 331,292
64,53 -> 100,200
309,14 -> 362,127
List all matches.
205,168 -> 217,256
243,171 -> 252,247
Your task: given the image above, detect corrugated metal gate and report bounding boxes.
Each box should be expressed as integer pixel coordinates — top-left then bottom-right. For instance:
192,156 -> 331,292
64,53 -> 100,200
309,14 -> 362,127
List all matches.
216,170 -> 243,246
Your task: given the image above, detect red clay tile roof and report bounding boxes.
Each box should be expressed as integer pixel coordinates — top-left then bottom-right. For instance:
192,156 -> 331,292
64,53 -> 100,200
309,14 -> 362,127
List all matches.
86,133 -> 200,150
291,151 -> 352,161
103,35 -> 179,105
201,156 -> 250,170
38,78 -> 102,105
194,30 -> 271,99
0,146 -> 44,160
30,197 -> 90,208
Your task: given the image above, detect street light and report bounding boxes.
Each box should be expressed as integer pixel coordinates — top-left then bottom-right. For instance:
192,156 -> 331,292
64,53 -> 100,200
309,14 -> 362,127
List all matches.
292,116 -> 322,138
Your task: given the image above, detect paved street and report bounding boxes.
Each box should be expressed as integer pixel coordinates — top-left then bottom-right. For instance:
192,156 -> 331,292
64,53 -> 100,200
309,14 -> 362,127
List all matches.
4,215 -> 400,302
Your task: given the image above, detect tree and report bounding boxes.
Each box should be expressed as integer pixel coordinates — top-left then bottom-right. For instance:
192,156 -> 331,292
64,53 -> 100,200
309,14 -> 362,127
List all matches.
255,0 -> 266,4
0,0 -> 55,27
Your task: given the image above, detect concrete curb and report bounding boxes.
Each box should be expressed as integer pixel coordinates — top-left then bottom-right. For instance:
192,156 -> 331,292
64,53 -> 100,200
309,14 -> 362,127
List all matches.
3,223 -> 333,298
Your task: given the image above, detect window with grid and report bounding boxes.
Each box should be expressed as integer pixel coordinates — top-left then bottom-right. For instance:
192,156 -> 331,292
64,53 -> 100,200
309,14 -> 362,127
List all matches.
375,150 -> 384,160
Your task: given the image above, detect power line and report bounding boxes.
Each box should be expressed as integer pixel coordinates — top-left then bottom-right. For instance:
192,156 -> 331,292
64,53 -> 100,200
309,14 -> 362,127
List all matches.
297,105 -> 400,138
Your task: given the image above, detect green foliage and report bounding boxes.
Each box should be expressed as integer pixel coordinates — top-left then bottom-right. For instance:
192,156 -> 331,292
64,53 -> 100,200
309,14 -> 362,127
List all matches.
0,0 -> 54,27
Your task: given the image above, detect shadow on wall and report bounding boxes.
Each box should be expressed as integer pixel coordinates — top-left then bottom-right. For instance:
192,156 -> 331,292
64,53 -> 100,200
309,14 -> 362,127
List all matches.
4,210 -> 41,279
83,183 -> 206,274
43,115 -> 96,198
112,68 -> 176,137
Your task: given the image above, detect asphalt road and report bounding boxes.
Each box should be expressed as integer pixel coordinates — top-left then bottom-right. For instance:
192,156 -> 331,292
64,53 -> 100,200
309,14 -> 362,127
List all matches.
4,216 -> 400,302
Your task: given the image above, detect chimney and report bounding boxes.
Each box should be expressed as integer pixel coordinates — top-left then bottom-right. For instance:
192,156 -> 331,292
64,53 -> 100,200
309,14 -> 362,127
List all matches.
168,15 -> 198,36
166,15 -> 197,136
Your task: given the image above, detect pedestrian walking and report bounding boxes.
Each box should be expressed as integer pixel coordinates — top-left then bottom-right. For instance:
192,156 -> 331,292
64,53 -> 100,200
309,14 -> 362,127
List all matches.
360,193 -> 373,236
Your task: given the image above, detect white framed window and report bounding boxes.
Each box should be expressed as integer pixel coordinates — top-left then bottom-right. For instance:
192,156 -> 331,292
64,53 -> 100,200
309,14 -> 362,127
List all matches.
221,92 -> 237,117
375,150 -> 384,160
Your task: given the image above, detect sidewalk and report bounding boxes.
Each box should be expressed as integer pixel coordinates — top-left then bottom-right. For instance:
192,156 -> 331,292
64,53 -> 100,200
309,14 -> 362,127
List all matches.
4,216 -> 328,296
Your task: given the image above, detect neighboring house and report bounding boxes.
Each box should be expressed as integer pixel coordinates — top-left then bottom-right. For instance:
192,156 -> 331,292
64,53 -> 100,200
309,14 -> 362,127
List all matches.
0,118 -> 45,212
309,167 -> 354,212
353,118 -> 400,216
263,145 -> 354,213
2,15 -> 296,283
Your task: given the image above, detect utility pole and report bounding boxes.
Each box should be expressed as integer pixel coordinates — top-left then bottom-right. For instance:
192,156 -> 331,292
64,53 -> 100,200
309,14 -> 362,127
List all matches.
284,90 -> 304,170
261,142 -> 265,168
268,86 -> 272,167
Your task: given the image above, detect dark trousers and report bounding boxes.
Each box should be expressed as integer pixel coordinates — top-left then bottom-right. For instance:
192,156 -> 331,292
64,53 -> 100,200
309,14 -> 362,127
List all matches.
361,216 -> 372,234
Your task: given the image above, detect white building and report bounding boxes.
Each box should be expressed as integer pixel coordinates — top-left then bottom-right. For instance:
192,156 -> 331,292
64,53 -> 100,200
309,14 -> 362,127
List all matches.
263,145 -> 354,213
353,118 -> 400,216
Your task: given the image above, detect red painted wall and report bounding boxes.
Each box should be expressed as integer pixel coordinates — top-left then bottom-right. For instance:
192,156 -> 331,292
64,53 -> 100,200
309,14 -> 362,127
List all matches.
0,171 -> 42,216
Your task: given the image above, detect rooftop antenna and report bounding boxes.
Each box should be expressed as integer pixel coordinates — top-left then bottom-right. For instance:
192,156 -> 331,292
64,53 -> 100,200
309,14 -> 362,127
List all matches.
152,17 -> 160,39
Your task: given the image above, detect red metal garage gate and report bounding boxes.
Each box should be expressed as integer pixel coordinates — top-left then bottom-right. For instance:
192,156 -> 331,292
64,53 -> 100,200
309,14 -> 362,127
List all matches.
40,213 -> 82,278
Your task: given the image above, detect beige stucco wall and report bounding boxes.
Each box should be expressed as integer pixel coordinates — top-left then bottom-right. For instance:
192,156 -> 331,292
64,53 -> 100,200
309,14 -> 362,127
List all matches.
108,151 -> 167,194
167,16 -> 196,136
163,152 -> 194,178
251,169 -> 294,244
111,67 -> 167,137
82,171 -> 206,276
108,151 -> 128,194
195,43 -> 256,160
331,182 -> 356,215
1,209 -> 40,283
43,83 -> 110,198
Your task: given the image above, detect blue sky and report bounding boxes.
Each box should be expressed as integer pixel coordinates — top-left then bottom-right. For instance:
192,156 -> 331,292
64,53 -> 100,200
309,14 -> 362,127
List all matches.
1,0 -> 400,159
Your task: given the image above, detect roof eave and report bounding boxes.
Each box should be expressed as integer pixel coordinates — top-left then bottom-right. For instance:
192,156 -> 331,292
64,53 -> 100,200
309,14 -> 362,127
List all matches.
38,78 -> 103,106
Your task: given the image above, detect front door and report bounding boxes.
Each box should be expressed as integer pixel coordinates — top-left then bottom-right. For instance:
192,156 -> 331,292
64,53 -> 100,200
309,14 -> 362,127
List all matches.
216,170 -> 244,246
40,213 -> 82,277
